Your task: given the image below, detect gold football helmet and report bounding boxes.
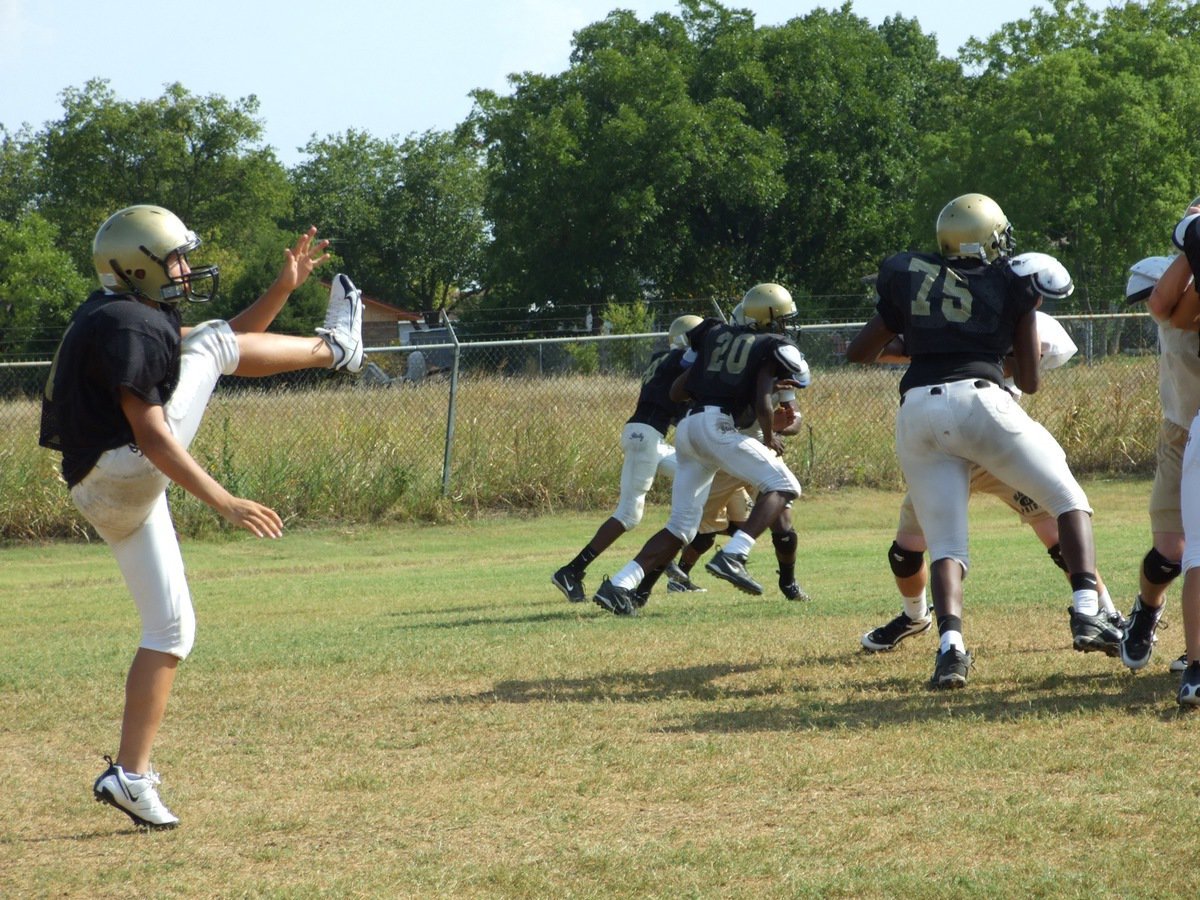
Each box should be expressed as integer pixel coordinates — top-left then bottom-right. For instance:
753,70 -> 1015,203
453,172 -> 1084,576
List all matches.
936,193 -> 1014,262
739,283 -> 796,332
667,314 -> 703,350
92,205 -> 219,304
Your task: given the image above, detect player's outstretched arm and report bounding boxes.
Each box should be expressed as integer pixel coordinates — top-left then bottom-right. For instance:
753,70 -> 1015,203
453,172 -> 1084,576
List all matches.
119,388 -> 284,538
846,314 -> 896,364
226,227 -> 332,334
1149,253 -> 1200,327
1010,310 -> 1041,395
755,365 -> 785,454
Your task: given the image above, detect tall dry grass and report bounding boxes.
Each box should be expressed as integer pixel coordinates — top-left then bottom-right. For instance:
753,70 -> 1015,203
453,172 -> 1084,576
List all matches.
1,357 -> 1161,540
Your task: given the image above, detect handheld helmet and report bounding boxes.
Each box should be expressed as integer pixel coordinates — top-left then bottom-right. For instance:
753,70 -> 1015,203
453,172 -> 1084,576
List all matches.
667,314 -> 703,350
936,193 -> 1014,263
1125,256 -> 1173,305
92,204 -> 219,304
739,283 -> 796,332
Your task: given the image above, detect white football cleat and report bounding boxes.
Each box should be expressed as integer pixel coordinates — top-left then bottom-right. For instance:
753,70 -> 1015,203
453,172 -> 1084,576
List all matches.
93,756 -> 180,830
317,273 -> 364,373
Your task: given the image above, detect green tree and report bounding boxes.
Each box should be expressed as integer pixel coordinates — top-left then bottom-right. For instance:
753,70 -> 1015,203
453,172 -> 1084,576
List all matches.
472,0 -> 955,326
922,0 -> 1200,310
0,212 -> 91,356
746,6 -> 960,299
0,126 -> 40,223
36,80 -> 292,285
292,128 -> 486,314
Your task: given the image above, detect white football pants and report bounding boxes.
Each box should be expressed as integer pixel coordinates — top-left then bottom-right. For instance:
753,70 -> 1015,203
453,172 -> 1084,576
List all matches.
69,321 -> 240,659
1179,414 -> 1200,572
612,422 -> 676,529
896,378 -> 1090,572
665,407 -> 800,544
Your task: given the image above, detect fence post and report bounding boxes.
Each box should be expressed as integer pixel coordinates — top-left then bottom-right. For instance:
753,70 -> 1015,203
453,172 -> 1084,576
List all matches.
441,310 -> 461,497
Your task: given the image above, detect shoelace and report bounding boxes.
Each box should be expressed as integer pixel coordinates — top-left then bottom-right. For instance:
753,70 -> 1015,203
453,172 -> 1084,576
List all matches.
133,767 -> 163,789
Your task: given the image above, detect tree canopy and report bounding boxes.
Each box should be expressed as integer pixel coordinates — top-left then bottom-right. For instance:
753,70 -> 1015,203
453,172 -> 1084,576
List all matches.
3,0 -> 1200,348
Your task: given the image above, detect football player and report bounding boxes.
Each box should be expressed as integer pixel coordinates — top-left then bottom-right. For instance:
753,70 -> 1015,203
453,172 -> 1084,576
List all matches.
550,314 -> 701,603
592,283 -> 810,615
1139,202 -> 1200,704
860,311 -> 1122,653
40,205 -> 363,829
1118,210 -> 1200,679
846,193 -> 1106,689
669,366 -> 810,602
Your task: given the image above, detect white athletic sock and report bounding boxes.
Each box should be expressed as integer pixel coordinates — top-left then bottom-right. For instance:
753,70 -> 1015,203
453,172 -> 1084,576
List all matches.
939,631 -> 965,654
902,591 -> 928,621
612,563 -> 644,591
723,531 -> 755,558
1098,587 -> 1117,618
1073,590 -> 1100,616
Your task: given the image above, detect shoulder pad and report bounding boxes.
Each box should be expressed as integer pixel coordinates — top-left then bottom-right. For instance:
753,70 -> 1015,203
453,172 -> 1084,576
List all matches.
1174,214 -> 1200,250
1009,252 -> 1074,300
1125,255 -> 1173,304
1032,311 -> 1076,371
773,342 -> 810,386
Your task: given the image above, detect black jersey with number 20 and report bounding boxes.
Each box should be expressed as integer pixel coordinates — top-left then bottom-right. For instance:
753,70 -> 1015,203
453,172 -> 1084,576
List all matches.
683,318 -> 800,427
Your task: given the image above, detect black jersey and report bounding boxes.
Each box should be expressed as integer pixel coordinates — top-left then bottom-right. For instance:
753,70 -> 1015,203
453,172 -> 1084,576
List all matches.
628,347 -> 688,435
875,251 -> 1039,394
39,290 -> 183,486
683,318 -> 802,427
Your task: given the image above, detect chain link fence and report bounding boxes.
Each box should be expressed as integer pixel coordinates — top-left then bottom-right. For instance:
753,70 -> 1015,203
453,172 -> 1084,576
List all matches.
0,313 -> 1163,540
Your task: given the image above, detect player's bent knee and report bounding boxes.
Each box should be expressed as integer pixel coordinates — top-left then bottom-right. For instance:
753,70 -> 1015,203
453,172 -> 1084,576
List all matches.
140,604 -> 196,659
772,529 -> 798,556
667,523 -> 699,545
141,628 -> 194,660
182,319 -> 240,375
1046,542 -> 1068,573
888,541 -> 924,578
1144,547 -> 1182,585
612,500 -> 646,531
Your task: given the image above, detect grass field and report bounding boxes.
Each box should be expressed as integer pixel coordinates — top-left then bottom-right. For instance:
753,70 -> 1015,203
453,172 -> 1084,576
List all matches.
3,479 -> 1198,898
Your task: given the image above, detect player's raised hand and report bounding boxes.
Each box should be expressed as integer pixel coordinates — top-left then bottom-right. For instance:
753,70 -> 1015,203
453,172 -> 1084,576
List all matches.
276,227 -> 331,294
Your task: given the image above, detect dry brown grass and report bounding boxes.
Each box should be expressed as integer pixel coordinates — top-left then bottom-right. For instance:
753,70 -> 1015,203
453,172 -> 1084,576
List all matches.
0,355 -> 1161,540
2,481 -> 1197,897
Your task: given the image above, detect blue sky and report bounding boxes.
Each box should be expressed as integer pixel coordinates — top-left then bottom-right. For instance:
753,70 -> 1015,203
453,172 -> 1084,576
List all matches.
1,0 -> 1110,166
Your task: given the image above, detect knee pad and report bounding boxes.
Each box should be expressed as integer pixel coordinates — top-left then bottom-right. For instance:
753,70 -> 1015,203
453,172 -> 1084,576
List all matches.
1046,542 -> 1068,573
689,532 -> 717,556
1143,547 -> 1182,585
887,541 -> 924,578
612,497 -> 646,531
772,530 -> 798,557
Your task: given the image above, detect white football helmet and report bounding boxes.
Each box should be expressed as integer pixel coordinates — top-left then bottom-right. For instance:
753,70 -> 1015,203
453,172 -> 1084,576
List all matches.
1009,252 -> 1073,300
92,205 -> 219,304
739,283 -> 796,332
1125,255 -> 1173,305
667,314 -> 703,350
936,193 -> 1014,262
